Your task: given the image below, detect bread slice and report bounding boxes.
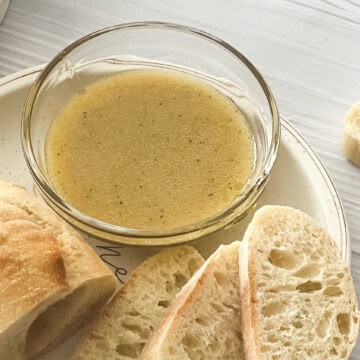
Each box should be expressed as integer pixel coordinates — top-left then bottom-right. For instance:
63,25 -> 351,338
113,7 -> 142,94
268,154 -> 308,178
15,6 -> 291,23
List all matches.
0,179 -> 117,359
240,205 -> 359,360
141,241 -> 245,360
71,246 -> 204,360
341,100 -> 360,167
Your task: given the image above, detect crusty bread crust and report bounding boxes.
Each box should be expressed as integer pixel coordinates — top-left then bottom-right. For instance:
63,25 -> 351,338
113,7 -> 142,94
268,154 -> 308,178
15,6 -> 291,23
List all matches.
240,233 -> 262,360
342,100 -> 360,168
0,220 -> 68,329
0,180 -> 114,287
144,251 -> 215,358
0,179 -> 117,359
0,219 -> 69,360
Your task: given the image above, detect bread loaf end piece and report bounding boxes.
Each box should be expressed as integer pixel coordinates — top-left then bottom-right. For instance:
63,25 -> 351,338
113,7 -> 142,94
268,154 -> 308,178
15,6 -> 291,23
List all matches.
0,219 -> 69,360
0,179 -> 117,358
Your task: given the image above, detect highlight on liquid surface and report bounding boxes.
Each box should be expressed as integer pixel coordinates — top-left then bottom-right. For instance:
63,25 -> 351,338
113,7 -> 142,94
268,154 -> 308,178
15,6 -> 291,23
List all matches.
46,68 -> 254,230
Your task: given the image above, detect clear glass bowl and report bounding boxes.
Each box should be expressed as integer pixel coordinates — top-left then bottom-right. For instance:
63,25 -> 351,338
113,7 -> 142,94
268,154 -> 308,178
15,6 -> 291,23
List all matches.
22,22 -> 280,246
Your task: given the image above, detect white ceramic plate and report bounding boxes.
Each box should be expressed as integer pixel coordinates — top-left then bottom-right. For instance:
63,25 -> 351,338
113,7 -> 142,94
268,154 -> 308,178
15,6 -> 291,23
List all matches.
0,65 -> 350,359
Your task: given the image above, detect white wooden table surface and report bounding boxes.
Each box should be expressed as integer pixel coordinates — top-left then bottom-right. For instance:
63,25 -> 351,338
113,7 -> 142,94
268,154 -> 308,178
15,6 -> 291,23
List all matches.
1,0 -> 359,357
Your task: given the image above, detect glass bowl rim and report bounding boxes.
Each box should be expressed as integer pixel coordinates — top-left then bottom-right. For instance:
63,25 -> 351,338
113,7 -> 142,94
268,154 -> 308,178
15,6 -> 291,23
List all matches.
22,21 -> 280,239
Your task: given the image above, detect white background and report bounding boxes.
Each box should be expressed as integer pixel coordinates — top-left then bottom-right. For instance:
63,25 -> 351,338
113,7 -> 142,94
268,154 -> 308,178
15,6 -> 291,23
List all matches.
0,0 -> 359,357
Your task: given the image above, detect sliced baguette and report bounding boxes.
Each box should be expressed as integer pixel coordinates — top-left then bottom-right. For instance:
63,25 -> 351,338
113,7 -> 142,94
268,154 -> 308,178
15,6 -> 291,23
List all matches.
141,241 -> 245,360
71,246 -> 204,360
0,179 -> 117,359
341,100 -> 360,168
240,205 -> 359,360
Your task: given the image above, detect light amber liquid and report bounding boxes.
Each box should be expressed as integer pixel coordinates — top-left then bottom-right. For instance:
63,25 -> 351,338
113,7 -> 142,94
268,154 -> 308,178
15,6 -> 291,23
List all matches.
46,69 -> 254,230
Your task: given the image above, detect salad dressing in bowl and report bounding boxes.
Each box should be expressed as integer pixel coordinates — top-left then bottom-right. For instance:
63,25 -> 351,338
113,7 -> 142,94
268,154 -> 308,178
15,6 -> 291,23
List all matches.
46,68 -> 254,230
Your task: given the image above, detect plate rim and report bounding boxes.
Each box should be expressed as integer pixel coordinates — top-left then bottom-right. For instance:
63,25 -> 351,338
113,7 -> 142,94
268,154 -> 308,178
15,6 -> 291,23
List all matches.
0,65 -> 350,263
280,120 -> 349,263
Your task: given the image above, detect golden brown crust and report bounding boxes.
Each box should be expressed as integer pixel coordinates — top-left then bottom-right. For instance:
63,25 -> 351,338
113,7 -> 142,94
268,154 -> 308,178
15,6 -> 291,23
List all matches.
240,234 -> 262,360
0,179 -> 114,287
249,247 -> 261,360
0,220 -> 68,333
141,256 -> 212,358
0,178 -> 117,358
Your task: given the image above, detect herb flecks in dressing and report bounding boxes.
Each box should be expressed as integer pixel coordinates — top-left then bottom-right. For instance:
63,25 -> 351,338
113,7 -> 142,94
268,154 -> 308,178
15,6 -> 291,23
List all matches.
46,69 -> 254,230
